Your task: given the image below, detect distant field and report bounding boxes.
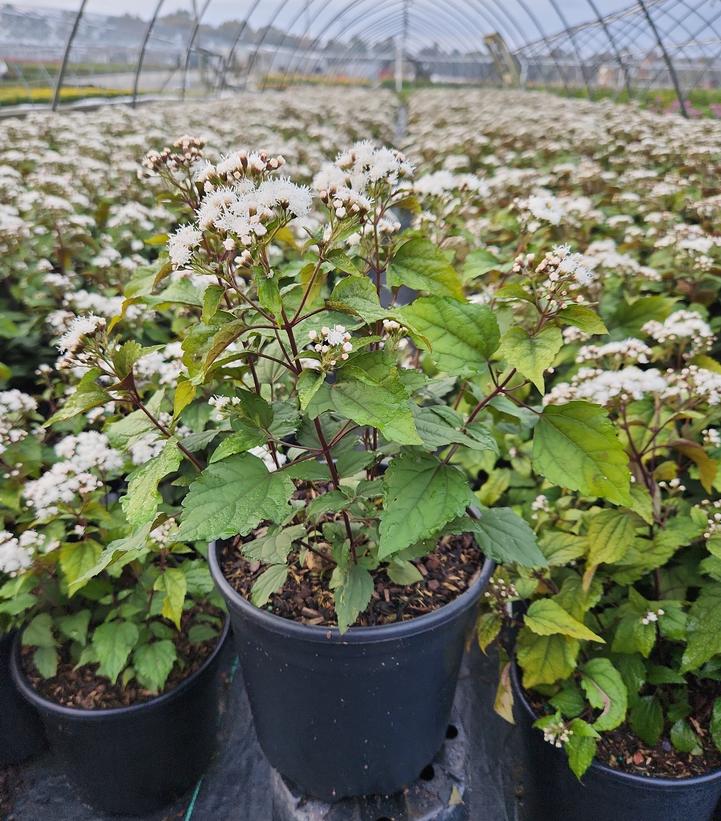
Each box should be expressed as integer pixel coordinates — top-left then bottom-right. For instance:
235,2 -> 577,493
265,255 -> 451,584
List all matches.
0,85 -> 131,107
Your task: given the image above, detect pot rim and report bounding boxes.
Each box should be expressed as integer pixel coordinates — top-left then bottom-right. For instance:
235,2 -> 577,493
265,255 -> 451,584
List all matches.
10,614 -> 230,720
209,539 -> 495,644
510,659 -> 721,788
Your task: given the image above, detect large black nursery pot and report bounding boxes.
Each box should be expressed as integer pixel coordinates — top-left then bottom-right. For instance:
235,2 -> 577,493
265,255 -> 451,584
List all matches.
210,541 -> 494,801
0,631 -> 46,766
11,618 -> 230,816
511,662 -> 721,821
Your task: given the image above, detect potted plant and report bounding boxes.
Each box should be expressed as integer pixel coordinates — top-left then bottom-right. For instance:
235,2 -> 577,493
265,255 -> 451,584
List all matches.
4,318 -> 229,815
480,303 -> 721,821
91,137 -> 566,802
0,389 -> 47,766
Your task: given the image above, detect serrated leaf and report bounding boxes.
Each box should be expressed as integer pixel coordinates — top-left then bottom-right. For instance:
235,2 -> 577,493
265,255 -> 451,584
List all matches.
581,658 -> 628,731
566,718 -> 600,779
177,454 -> 294,541
332,564 -> 373,633
297,369 -> 325,411
556,305 -> 608,335
682,583 -> 721,672
57,610 -> 91,645
670,719 -> 702,754
251,564 -> 289,607
23,613 -> 55,648
400,297 -> 500,376
387,238 -> 463,299
387,559 -> 423,585
525,599 -> 604,642
498,325 -> 563,392
59,540 -> 103,593
629,695 -> 664,747
452,508 -> 546,568
328,275 -> 394,323
532,401 -> 632,505
327,249 -> 362,276
587,508 -> 638,566
378,453 -> 474,560
516,628 -> 580,688
33,646 -> 58,678
121,440 -> 182,528
412,405 -> 499,453
209,428 -> 266,464
92,620 -> 139,683
133,640 -> 177,693
46,368 -> 108,426
242,525 -> 305,564
154,567 -> 187,629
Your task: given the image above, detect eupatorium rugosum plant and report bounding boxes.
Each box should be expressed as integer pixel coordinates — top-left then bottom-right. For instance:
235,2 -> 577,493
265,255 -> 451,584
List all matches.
54,140 -> 631,632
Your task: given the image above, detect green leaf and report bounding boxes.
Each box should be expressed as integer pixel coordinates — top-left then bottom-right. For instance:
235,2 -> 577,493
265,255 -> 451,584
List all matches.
525,599 -> 604,643
121,440 -> 182,528
387,238 -> 463,299
242,525 -> 305,564
581,658 -> 628,732
462,248 -> 502,282
682,583 -> 721,672
251,564 -> 289,607
566,718 -> 600,779
532,401 -> 632,505
68,523 -> 153,594
111,340 -> 144,379
400,297 -> 500,376
670,719 -> 702,755
173,380 -> 196,419
202,283 -> 225,323
311,355 -> 421,445
57,610 -> 91,645
629,695 -> 664,747
556,305 -> 608,335
92,621 -> 139,683
450,508 -> 546,567
539,532 -> 588,566
378,453 -> 474,560
387,559 -> 423,585
209,428 -> 266,464
332,564 -> 374,633
133,640 -> 177,693
23,613 -> 55,648
516,628 -> 580,688
327,249 -> 362,276
154,567 -> 187,629
586,509 -> 638,566
328,275 -> 395,323
59,540 -> 103,593
477,610 -> 502,653
177,454 -> 294,541
297,369 -> 325,411
498,326 -> 563,392
46,368 -> 108,425
609,296 -> 676,338
412,405 -> 499,454
33,646 -> 58,678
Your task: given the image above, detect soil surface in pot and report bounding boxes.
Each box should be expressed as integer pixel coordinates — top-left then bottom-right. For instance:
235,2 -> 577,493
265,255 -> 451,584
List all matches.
528,676 -> 721,778
221,531 -> 482,627
20,605 -> 224,710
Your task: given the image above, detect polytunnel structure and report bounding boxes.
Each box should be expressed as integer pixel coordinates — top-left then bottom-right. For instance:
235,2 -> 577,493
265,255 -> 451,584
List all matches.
1,0 -> 721,116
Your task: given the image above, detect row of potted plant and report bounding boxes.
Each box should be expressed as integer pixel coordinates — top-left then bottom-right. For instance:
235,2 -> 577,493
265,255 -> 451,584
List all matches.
2,87 -> 721,819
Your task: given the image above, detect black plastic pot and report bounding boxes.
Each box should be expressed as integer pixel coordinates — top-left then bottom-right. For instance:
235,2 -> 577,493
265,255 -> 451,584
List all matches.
11,618 -> 230,816
511,662 -> 721,821
0,631 -> 46,766
209,541 -> 494,801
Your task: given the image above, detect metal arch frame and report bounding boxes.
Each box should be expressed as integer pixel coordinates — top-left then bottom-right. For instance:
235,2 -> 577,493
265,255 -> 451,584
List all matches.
507,0 -> 571,93
269,0 -> 512,87
584,0 -> 633,98
132,0 -> 165,108
181,0 -> 212,100
275,2 -> 500,88
546,0 -> 593,98
217,0 -> 262,92
242,0 -> 299,90
636,0 -> 688,116
51,0 -> 88,111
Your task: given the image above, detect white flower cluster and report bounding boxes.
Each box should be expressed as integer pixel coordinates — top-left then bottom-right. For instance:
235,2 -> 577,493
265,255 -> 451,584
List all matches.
0,389 -> 37,454
531,495 -> 550,519
249,445 -> 287,472
308,324 -> 353,368
643,310 -> 714,356
541,718 -> 573,749
640,608 -> 664,625
24,433 -> 122,519
168,224 -> 203,269
134,342 -> 186,386
56,313 -> 106,370
532,244 -> 595,310
577,338 -> 653,365
517,193 -> 595,233
0,529 -> 42,576
150,518 -> 179,547
544,366 -> 668,407
413,170 -> 489,198
700,500 -> 721,541
703,428 -> 721,448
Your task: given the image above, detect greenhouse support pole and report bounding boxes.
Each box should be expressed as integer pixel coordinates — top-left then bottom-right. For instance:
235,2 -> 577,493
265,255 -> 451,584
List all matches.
51,0 -> 88,111
181,0 -> 211,101
132,0 -> 165,108
585,0 -> 632,98
547,0 -> 593,98
636,0 -> 688,117
218,0 -> 261,92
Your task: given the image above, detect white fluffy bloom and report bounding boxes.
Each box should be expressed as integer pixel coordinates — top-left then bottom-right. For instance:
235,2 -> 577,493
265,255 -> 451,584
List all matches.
57,314 -> 106,354
545,366 -> 668,407
54,432 -> 123,473
168,224 -> 202,269
249,446 -> 287,472
577,338 -> 653,365
643,310 -> 714,355
0,529 -> 41,576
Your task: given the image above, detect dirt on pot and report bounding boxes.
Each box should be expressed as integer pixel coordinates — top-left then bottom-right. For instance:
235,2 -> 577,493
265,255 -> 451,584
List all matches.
221,531 -> 483,627
20,605 -> 224,710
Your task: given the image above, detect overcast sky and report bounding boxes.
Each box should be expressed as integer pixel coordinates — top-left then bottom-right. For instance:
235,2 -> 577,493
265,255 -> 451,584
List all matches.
12,0 -> 633,33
